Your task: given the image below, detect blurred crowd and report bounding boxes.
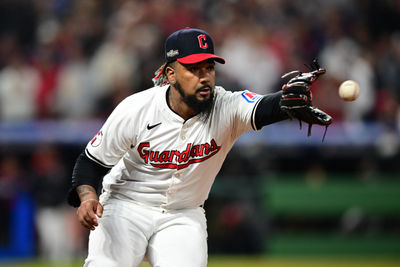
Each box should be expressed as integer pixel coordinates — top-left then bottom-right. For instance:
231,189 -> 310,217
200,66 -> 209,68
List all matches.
0,0 -> 400,261
0,144 -> 86,261
0,0 -> 399,124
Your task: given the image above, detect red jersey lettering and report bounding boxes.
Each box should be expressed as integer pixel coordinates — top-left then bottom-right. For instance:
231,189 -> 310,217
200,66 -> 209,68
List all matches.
137,139 -> 221,169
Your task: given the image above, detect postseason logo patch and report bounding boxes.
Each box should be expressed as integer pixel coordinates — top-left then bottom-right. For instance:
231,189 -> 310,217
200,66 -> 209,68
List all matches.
241,90 -> 261,103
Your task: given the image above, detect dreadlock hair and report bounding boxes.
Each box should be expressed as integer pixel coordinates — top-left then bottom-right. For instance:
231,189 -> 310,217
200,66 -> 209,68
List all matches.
152,63 -> 169,86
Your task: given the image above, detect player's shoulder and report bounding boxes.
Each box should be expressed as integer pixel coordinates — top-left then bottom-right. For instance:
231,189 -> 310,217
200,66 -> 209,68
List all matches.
214,85 -> 231,99
214,86 -> 261,103
120,85 -> 167,108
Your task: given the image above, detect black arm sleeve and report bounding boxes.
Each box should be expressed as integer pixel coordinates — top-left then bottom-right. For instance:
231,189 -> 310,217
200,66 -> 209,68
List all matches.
67,151 -> 111,207
254,91 -> 288,130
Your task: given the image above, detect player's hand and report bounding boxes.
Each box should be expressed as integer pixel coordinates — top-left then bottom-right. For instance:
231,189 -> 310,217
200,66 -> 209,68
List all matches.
279,59 -> 332,140
280,59 -> 325,110
77,198 -> 103,231
280,78 -> 312,109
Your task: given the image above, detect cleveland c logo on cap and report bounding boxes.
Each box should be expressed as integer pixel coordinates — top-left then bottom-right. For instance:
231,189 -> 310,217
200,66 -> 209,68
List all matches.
163,28 -> 225,64
197,34 -> 208,49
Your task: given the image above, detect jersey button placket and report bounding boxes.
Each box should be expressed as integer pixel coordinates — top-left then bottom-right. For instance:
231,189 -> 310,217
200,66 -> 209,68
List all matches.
167,174 -> 180,199
180,127 -> 186,140
168,188 -> 176,194
174,169 -> 185,179
169,124 -> 188,200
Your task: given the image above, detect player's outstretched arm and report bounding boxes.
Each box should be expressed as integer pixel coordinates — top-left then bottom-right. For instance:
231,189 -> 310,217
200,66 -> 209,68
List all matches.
254,91 -> 289,130
76,185 -> 103,231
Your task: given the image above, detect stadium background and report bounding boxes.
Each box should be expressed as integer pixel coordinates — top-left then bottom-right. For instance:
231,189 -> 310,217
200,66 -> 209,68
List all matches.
0,0 -> 399,266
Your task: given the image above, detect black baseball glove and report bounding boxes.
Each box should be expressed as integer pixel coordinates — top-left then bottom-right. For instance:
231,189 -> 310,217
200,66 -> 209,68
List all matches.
280,60 -> 332,140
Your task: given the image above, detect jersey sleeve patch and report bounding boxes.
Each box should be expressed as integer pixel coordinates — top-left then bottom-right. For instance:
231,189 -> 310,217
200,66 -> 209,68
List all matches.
241,90 -> 261,103
90,130 -> 103,147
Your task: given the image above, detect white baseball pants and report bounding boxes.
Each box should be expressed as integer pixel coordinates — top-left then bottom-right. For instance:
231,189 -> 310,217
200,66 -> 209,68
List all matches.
83,198 -> 208,267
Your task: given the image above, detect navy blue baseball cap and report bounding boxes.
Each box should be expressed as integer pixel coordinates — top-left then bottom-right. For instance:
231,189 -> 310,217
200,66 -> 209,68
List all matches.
165,28 -> 225,64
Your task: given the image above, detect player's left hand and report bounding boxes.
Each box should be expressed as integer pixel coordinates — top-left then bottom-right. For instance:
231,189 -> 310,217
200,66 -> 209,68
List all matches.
280,76 -> 312,109
77,198 -> 103,231
279,59 -> 332,139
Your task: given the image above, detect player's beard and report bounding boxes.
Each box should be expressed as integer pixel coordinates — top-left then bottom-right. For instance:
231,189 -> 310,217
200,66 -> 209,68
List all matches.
175,81 -> 214,120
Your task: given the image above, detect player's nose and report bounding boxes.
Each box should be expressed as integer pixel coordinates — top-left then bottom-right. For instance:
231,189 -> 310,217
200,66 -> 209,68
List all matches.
199,68 -> 212,83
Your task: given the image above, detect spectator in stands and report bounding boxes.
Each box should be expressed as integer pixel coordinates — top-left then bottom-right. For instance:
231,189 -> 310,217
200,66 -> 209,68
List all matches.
30,145 -> 81,261
0,43 -> 39,121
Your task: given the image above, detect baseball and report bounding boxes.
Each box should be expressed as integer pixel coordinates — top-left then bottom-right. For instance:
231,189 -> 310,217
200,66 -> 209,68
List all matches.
338,80 -> 360,101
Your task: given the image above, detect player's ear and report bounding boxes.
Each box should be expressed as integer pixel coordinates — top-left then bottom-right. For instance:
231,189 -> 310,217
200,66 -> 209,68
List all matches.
166,62 -> 176,85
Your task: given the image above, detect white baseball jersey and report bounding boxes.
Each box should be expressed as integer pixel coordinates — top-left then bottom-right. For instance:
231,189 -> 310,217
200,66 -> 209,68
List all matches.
86,85 -> 261,210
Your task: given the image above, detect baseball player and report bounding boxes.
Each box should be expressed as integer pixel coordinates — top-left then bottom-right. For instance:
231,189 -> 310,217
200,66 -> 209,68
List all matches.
68,28 -> 331,267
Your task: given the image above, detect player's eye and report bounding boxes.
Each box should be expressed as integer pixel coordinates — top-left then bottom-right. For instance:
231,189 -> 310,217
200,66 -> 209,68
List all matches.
188,66 -> 198,72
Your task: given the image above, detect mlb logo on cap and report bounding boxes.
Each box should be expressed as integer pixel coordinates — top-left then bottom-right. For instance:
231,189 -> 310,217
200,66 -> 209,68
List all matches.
165,28 -> 225,64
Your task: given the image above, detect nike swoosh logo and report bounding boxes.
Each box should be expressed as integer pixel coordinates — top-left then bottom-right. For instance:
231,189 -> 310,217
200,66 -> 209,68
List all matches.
147,122 -> 162,130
